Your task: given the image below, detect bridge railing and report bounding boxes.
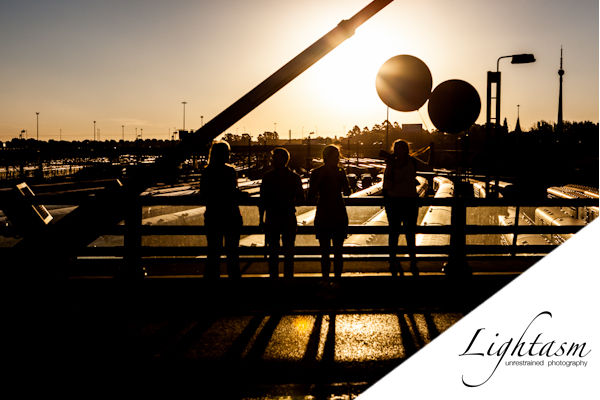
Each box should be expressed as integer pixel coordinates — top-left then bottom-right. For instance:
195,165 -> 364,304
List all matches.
7,194 -> 595,278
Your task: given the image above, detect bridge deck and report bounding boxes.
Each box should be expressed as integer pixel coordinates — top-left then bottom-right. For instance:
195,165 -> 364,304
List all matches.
14,273 -> 513,397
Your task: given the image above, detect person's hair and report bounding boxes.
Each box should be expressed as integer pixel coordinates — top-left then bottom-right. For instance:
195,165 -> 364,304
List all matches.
271,147 -> 290,167
208,141 -> 230,165
322,144 -> 341,165
392,139 -> 409,154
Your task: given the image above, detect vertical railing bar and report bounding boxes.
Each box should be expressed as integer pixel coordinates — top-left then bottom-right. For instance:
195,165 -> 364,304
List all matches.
511,204 -> 520,257
123,191 -> 142,280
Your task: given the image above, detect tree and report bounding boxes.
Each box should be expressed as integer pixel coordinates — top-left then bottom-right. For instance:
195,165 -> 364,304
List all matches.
348,125 -> 361,137
223,133 -> 241,144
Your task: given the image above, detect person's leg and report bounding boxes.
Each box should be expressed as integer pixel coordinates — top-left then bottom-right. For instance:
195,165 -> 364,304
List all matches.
332,233 -> 345,278
224,229 -> 241,279
205,230 -> 222,279
385,203 -> 401,277
389,231 -> 401,276
266,230 -> 280,278
403,202 -> 418,276
318,233 -> 331,278
282,229 -> 296,278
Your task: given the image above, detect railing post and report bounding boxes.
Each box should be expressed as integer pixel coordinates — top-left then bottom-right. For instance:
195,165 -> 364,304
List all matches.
122,191 -> 143,281
511,205 -> 520,256
446,196 -> 470,278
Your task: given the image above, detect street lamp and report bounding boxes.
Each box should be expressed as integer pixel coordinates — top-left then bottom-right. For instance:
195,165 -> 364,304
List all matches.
36,112 -> 39,141
485,53 -> 535,196
93,120 -> 96,141
306,131 -> 312,172
201,115 -> 204,127
182,101 -> 187,131
487,53 -> 536,128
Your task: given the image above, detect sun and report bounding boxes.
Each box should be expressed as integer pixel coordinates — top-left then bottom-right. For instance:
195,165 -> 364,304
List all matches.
298,21 -> 431,130
310,28 -> 391,108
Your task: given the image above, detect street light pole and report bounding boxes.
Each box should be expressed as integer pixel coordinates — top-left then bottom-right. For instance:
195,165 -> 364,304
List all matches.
93,120 -> 96,141
488,53 -> 536,129
182,101 -> 187,131
36,112 -> 39,141
306,131 -> 312,172
486,53 -> 535,196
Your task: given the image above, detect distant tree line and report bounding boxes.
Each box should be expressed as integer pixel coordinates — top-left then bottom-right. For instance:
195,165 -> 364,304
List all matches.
1,120 -> 597,181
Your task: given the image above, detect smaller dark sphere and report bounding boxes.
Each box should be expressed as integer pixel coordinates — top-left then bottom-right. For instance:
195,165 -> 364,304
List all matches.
427,80 -> 481,134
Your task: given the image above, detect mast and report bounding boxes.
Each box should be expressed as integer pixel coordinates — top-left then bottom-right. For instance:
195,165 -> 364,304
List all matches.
557,46 -> 565,133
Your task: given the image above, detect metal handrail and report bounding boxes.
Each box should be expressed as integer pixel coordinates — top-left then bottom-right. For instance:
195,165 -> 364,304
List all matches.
1,193 -> 596,278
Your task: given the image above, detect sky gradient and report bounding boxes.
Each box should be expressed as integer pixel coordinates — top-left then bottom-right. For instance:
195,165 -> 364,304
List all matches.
0,0 -> 597,141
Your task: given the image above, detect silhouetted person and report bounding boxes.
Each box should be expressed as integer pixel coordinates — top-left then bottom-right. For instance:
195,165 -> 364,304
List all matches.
381,139 -> 430,277
200,141 -> 242,279
308,145 -> 351,278
259,147 -> 305,278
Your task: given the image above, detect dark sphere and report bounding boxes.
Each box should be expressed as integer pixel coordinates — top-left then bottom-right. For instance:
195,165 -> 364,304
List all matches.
427,80 -> 481,134
376,55 -> 432,112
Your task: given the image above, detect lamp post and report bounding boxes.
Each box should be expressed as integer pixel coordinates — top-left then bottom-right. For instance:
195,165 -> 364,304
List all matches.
182,101 -> 187,131
486,53 -> 535,195
36,112 -> 39,141
306,131 -> 312,172
93,120 -> 96,141
201,115 -> 204,127
487,53 -> 535,128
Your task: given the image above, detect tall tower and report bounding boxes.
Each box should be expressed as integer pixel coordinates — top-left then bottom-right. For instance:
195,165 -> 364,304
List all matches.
557,47 -> 565,133
515,104 -> 522,133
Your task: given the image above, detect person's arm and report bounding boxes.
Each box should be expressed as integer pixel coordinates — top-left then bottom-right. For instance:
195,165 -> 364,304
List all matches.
232,167 -> 249,200
294,174 -> 305,204
412,156 -> 433,172
340,169 -> 351,197
199,168 -> 209,203
232,168 -> 239,190
307,170 -> 318,204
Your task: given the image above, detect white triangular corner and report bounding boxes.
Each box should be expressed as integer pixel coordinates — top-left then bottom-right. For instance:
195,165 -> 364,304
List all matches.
358,219 -> 600,399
